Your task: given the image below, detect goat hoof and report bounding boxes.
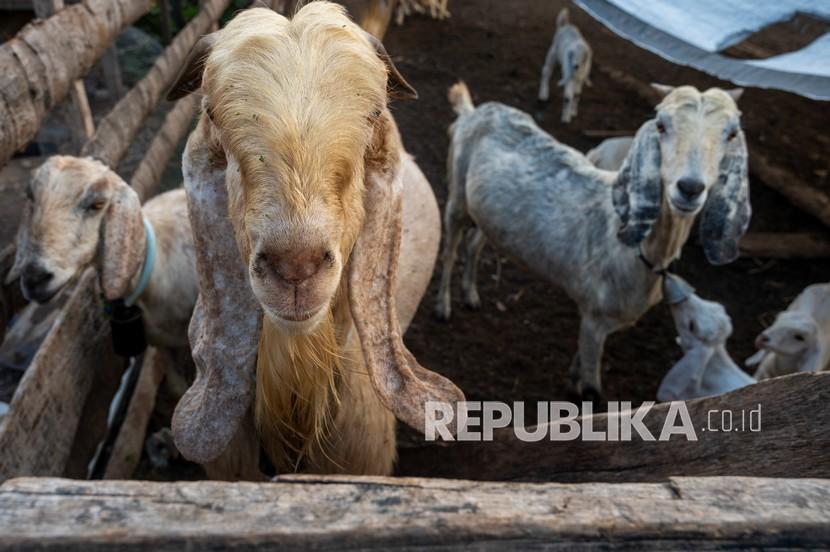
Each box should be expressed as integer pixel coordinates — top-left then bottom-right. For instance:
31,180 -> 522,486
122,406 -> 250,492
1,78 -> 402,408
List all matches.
434,304 -> 452,322
464,296 -> 481,311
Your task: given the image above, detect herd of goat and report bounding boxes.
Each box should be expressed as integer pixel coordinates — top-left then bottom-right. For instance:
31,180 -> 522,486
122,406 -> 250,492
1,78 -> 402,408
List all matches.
2,2 -> 828,479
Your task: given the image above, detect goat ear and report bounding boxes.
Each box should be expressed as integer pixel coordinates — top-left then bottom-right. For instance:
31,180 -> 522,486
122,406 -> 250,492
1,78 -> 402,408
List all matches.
699,130 -> 751,265
726,88 -> 744,102
349,115 -> 465,436
365,32 -> 418,100
651,83 -> 674,98
167,32 -> 218,101
612,119 -> 663,247
100,176 -> 145,301
556,7 -> 569,27
171,117 -> 262,464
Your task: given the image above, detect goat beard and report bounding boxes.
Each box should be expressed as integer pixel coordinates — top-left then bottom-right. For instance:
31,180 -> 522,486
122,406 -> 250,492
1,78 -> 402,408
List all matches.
255,308 -> 346,473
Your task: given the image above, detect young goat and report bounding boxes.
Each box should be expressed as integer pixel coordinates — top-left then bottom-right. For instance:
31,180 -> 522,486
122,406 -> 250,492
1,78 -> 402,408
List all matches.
8,156 -> 197,348
748,283 -> 830,380
437,82 -> 750,401
537,8 -> 592,123
167,3 -> 463,479
657,274 -> 754,401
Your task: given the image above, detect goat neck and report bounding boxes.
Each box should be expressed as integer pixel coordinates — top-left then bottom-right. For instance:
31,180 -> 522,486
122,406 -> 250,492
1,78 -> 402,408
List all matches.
640,195 -> 695,271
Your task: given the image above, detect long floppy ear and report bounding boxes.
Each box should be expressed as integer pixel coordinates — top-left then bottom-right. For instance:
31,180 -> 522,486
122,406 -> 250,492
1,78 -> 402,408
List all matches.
612,119 -> 663,247
166,32 -> 219,101
171,116 -> 262,464
364,32 -> 418,100
100,175 -> 145,301
349,113 -> 465,436
699,130 -> 751,265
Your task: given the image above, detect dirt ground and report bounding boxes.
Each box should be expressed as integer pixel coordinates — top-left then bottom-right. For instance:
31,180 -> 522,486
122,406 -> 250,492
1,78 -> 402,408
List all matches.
383,0 -> 830,460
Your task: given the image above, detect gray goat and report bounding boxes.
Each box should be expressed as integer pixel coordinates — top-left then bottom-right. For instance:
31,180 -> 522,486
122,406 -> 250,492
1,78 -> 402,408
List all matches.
436,82 -> 750,400
537,8 -> 592,123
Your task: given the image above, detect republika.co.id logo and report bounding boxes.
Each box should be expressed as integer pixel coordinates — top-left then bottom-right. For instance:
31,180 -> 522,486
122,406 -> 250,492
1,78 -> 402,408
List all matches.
424,401 -> 762,442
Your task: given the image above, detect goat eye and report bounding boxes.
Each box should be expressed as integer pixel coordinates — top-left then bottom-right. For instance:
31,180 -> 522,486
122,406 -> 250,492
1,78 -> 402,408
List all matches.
689,320 -> 696,333
727,129 -> 738,141
794,334 -> 805,342
656,121 -> 666,134
87,199 -> 106,211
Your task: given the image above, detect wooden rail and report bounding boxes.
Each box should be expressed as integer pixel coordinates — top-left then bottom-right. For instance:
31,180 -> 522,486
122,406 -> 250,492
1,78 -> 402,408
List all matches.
0,475 -> 828,549
0,0 -> 154,166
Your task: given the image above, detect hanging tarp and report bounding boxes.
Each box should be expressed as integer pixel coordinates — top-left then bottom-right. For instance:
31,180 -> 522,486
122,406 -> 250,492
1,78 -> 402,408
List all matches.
575,0 -> 830,100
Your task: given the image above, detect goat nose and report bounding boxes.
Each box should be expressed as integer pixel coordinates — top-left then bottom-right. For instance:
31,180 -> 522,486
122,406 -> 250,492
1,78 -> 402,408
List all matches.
264,249 -> 333,285
22,263 -> 53,288
755,334 -> 770,349
677,178 -> 705,200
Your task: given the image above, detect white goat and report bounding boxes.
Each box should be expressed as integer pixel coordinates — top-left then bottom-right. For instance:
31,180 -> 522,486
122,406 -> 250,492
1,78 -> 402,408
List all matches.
8,156 -> 197,348
437,82 -> 750,400
537,8 -> 593,123
587,136 -> 634,171
748,283 -> 830,380
657,274 -> 754,401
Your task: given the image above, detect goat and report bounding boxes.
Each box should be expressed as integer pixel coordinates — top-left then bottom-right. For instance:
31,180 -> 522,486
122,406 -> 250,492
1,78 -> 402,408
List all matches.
537,8 -> 593,123
587,136 -> 633,171
657,274 -> 754,401
7,156 -> 197,348
166,3 -> 463,479
437,82 -> 750,401
748,283 -> 830,380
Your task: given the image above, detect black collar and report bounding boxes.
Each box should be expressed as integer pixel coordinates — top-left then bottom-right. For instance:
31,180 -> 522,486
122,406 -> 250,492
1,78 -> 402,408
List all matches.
638,244 -> 673,276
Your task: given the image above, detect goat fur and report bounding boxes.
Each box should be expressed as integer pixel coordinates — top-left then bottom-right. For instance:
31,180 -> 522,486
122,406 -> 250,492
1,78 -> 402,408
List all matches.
437,82 -> 750,399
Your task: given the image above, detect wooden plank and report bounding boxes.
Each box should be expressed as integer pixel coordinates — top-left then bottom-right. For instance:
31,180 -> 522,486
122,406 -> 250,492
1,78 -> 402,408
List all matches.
750,151 -> 830,229
0,269 -> 122,482
81,0 -> 232,166
0,475 -> 828,549
397,372 -> 830,482
0,0 -> 154,167
99,48 -> 125,100
740,232 -> 830,258
158,0 -> 173,44
103,348 -> 169,479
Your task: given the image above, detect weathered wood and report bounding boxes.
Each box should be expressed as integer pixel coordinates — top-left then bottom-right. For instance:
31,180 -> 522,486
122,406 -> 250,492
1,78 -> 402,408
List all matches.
130,94 -> 199,201
582,129 -> 636,138
32,0 -> 96,149
740,232 -> 830,258
750,151 -> 830,229
158,0 -> 173,45
99,48 -> 125,100
0,475 -> 828,549
397,372 -> 830,482
0,0 -> 153,167
103,348 -> 169,480
0,245 -> 25,346
0,269 -> 122,482
81,0 -> 231,166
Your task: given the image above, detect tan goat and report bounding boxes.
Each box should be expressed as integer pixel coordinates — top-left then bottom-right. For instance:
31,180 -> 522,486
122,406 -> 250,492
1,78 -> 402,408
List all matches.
8,156 -> 197,348
167,2 -> 464,479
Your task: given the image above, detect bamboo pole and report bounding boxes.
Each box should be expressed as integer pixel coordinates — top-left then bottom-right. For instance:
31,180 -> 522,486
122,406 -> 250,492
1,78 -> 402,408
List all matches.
0,0 -> 153,167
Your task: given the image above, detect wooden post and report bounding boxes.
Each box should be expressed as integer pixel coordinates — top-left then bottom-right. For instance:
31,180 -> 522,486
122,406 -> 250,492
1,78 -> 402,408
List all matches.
158,0 -> 173,44
32,0 -> 96,150
99,48 -> 126,100
740,232 -> 830,258
0,269 -> 123,483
